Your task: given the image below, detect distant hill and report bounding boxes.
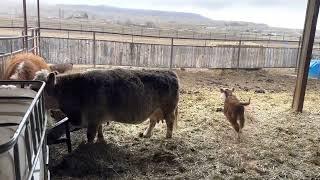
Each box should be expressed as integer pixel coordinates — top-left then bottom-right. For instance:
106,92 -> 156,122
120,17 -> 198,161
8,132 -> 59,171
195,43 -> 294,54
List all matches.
41,4 -> 274,32
53,4 -> 215,25
0,1 -> 278,30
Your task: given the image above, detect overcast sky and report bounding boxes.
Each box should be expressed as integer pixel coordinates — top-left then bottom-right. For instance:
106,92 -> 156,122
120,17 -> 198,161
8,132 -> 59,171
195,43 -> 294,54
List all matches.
41,0 -> 309,29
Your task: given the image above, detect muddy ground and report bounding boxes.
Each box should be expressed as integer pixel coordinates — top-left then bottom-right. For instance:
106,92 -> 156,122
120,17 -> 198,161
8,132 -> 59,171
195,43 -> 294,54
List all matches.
49,67 -> 320,180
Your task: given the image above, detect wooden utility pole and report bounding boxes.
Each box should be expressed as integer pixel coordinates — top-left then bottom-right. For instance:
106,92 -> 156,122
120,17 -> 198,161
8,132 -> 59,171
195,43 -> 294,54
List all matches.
292,0 -> 320,112
92,32 -> 96,68
23,0 -> 28,51
169,38 -> 174,69
37,0 -> 41,55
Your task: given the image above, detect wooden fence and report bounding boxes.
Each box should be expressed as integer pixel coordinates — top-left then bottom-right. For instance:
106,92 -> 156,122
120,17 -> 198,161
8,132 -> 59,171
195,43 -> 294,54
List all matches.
40,37 -> 299,69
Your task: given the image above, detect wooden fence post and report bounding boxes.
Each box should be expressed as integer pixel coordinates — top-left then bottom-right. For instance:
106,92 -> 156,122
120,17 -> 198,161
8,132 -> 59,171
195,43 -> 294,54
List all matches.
23,0 -> 28,52
34,29 -> 37,55
67,31 -> 71,62
37,0 -> 41,56
21,30 -> 25,50
292,0 -> 320,112
170,38 -> 174,69
35,29 -> 38,54
10,39 -> 13,54
92,31 -> 96,68
36,29 -> 40,55
237,40 -> 242,70
131,28 -> 134,43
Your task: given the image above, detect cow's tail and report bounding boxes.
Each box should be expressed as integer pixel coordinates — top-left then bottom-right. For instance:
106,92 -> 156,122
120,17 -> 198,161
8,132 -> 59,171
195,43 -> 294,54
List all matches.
240,97 -> 251,106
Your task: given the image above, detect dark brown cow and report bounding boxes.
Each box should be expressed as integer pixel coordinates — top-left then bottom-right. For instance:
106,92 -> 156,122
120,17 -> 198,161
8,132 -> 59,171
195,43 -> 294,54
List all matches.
35,68 -> 179,143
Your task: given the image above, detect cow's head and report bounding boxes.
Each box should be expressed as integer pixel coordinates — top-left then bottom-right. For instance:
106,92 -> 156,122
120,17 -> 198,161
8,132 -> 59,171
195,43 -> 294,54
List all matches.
220,88 -> 234,100
34,69 -> 57,88
33,70 -> 60,109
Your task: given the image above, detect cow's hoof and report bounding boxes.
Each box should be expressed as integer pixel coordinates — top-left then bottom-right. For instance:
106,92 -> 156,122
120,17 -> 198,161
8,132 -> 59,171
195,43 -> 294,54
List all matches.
97,138 -> 106,143
138,132 -> 144,138
86,140 -> 94,145
165,134 -> 173,139
143,134 -> 151,138
139,132 -> 152,138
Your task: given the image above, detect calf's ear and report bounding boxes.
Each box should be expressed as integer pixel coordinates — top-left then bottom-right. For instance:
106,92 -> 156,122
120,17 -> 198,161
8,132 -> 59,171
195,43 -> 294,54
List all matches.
220,88 -> 225,93
231,88 -> 235,92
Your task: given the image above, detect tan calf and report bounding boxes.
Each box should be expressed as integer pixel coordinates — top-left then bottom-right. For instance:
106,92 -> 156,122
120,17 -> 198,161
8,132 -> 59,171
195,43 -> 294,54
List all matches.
220,88 -> 250,141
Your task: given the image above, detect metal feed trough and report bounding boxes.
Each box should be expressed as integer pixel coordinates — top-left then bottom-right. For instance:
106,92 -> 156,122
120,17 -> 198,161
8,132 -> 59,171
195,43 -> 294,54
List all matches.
46,116 -> 72,153
0,81 -> 49,180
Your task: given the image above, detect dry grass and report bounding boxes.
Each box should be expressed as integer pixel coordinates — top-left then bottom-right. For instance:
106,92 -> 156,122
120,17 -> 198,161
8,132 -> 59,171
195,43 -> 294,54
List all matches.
49,67 -> 320,179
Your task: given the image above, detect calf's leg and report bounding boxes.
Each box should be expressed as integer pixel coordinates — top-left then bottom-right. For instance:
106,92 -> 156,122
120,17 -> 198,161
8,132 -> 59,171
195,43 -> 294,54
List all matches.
142,109 -> 163,138
87,123 -> 99,143
142,118 -> 157,138
97,124 -> 105,142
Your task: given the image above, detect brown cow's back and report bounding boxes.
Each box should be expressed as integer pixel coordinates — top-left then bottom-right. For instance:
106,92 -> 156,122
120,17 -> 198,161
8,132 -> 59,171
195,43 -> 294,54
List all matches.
4,53 -> 49,80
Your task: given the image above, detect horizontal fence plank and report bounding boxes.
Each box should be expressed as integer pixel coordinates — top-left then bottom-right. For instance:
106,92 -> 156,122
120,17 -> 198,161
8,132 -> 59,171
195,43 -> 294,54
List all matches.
40,37 -> 299,68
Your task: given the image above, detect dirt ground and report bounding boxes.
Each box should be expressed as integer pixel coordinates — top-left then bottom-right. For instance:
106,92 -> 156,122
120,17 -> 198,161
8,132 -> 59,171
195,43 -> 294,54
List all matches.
49,67 -> 320,180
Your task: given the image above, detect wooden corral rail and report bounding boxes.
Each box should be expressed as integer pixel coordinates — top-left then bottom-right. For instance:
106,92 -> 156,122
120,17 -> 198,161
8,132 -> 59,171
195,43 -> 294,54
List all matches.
40,36 -> 299,69
0,26 -> 308,70
39,27 -> 302,43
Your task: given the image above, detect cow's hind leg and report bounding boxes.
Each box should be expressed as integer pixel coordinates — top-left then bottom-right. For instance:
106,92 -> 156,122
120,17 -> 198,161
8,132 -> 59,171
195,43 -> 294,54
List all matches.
165,111 -> 176,138
87,123 -> 99,143
239,112 -> 245,133
97,124 -> 105,142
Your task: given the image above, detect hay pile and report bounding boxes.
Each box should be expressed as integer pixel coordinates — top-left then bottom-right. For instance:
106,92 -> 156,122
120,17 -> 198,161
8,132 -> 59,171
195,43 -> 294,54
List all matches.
49,67 -> 320,179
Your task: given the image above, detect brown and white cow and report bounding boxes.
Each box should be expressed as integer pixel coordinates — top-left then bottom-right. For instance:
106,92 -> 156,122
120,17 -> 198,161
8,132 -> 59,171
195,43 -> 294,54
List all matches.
35,68 -> 179,143
3,53 -> 50,80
